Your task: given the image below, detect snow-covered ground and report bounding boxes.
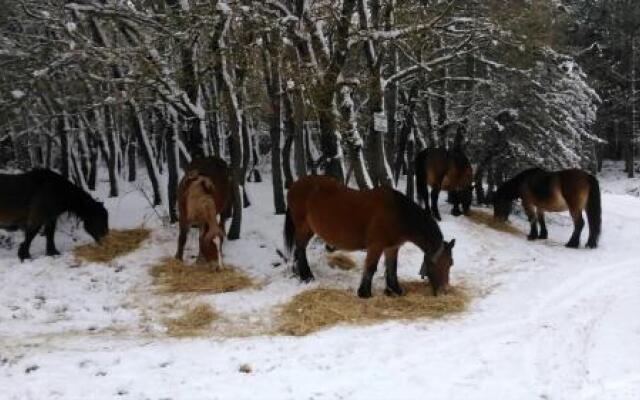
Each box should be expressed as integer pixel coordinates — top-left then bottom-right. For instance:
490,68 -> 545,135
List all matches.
0,168 -> 639,400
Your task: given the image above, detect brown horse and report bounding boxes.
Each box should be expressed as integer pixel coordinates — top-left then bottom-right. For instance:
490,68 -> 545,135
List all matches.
284,175 -> 456,297
493,168 -> 601,248
186,156 -> 233,230
415,147 -> 473,220
0,169 -> 108,260
175,171 -> 225,266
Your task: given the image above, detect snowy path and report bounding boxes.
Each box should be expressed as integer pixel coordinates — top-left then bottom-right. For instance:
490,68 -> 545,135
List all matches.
0,181 -> 639,399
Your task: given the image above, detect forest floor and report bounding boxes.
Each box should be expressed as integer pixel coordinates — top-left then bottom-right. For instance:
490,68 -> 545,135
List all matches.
0,163 -> 639,400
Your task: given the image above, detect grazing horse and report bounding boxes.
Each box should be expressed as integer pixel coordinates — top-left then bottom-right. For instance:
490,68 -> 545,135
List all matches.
0,169 -> 109,260
185,156 -> 233,232
284,175 -> 456,297
493,168 -> 601,248
175,170 -> 225,266
415,147 -> 473,220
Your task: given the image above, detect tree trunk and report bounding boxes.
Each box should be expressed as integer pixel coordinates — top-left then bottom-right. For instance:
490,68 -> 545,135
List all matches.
262,34 -> 287,214
128,134 -> 137,182
57,115 -> 70,179
339,86 -> 372,189
166,109 -> 180,223
129,101 -> 162,206
292,86 -> 307,178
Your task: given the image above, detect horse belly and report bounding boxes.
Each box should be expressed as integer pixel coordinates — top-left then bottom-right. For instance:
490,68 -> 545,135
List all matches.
307,216 -> 366,251
538,190 -> 568,212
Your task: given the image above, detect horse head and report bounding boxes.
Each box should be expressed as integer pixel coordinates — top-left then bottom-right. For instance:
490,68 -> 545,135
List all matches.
492,192 -> 513,222
421,239 -> 455,296
84,200 -> 109,243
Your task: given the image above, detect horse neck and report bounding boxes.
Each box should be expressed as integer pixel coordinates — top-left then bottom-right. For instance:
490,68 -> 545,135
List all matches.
401,204 -> 444,254
66,185 -> 95,221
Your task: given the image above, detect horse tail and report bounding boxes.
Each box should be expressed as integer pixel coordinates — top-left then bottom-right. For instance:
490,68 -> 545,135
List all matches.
415,150 -> 429,209
586,173 -> 602,245
284,207 -> 295,256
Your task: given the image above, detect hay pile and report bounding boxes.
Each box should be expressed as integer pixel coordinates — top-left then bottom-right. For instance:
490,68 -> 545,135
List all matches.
277,281 -> 469,336
150,257 -> 254,294
74,228 -> 150,263
467,209 -> 521,235
326,252 -> 358,270
164,303 -> 217,337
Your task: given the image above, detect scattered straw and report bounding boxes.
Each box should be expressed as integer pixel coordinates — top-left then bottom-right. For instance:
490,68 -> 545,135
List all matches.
277,281 -> 470,336
467,209 -> 522,235
164,303 -> 217,337
74,228 -> 150,263
150,257 -> 254,294
326,252 -> 358,270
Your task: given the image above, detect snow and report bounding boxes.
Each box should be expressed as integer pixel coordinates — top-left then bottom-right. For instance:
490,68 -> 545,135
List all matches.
10,90 -> 25,100
0,169 -> 639,399
65,22 -> 77,33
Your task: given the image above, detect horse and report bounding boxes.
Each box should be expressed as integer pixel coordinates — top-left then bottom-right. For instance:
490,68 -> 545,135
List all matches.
175,170 -> 225,267
284,175 -> 456,298
185,156 -> 233,232
415,147 -> 473,221
0,169 -> 109,260
493,168 -> 601,248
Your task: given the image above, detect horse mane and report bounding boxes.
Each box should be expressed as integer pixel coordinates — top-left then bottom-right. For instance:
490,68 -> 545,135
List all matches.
28,169 -> 101,220
496,167 -> 545,201
389,189 -> 443,250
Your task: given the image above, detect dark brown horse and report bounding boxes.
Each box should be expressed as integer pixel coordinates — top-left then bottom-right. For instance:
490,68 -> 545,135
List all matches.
284,175 -> 456,297
175,171 -> 224,266
493,168 -> 601,248
415,147 -> 473,220
0,169 -> 109,260
175,157 -> 232,264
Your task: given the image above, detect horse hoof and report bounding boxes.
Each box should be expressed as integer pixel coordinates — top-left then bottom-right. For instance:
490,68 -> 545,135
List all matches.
384,287 -> 403,297
527,235 -> 538,241
300,275 -> 315,284
565,242 -> 579,249
451,210 -> 462,217
586,242 -> 597,249
357,287 -> 372,298
47,250 -> 61,257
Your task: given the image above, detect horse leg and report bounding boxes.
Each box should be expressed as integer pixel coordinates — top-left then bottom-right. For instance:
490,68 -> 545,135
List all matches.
175,222 -> 188,261
294,226 -> 314,283
526,207 -> 539,241
566,210 -> 585,248
537,211 -> 548,239
18,225 -> 41,261
44,219 -> 60,256
383,247 -> 403,296
430,186 -> 442,221
450,191 -> 462,217
357,246 -> 384,298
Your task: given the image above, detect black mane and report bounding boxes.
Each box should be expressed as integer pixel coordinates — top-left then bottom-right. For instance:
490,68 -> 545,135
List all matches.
390,189 -> 443,250
495,167 -> 546,201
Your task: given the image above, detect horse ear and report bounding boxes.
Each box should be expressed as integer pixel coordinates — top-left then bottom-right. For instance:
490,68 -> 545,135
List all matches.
448,239 -> 455,249
187,169 -> 199,179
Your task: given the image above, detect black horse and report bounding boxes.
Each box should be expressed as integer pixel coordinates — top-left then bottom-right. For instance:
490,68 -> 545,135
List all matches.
0,169 -> 109,260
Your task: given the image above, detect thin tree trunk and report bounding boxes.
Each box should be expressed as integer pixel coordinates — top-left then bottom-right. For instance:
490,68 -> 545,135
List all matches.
129,101 -> 162,206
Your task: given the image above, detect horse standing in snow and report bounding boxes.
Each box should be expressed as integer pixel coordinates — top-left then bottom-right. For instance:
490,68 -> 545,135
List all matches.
284,175 -> 456,297
493,168 -> 601,248
0,169 -> 109,260
415,147 -> 474,221
175,170 -> 225,267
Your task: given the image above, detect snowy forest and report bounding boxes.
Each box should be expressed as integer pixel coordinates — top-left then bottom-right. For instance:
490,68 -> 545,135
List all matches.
2,2 -> 640,399
2,0 -> 639,233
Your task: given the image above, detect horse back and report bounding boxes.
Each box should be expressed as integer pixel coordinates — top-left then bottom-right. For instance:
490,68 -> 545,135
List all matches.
288,176 -> 406,250
186,157 -> 232,216
0,170 -> 61,227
